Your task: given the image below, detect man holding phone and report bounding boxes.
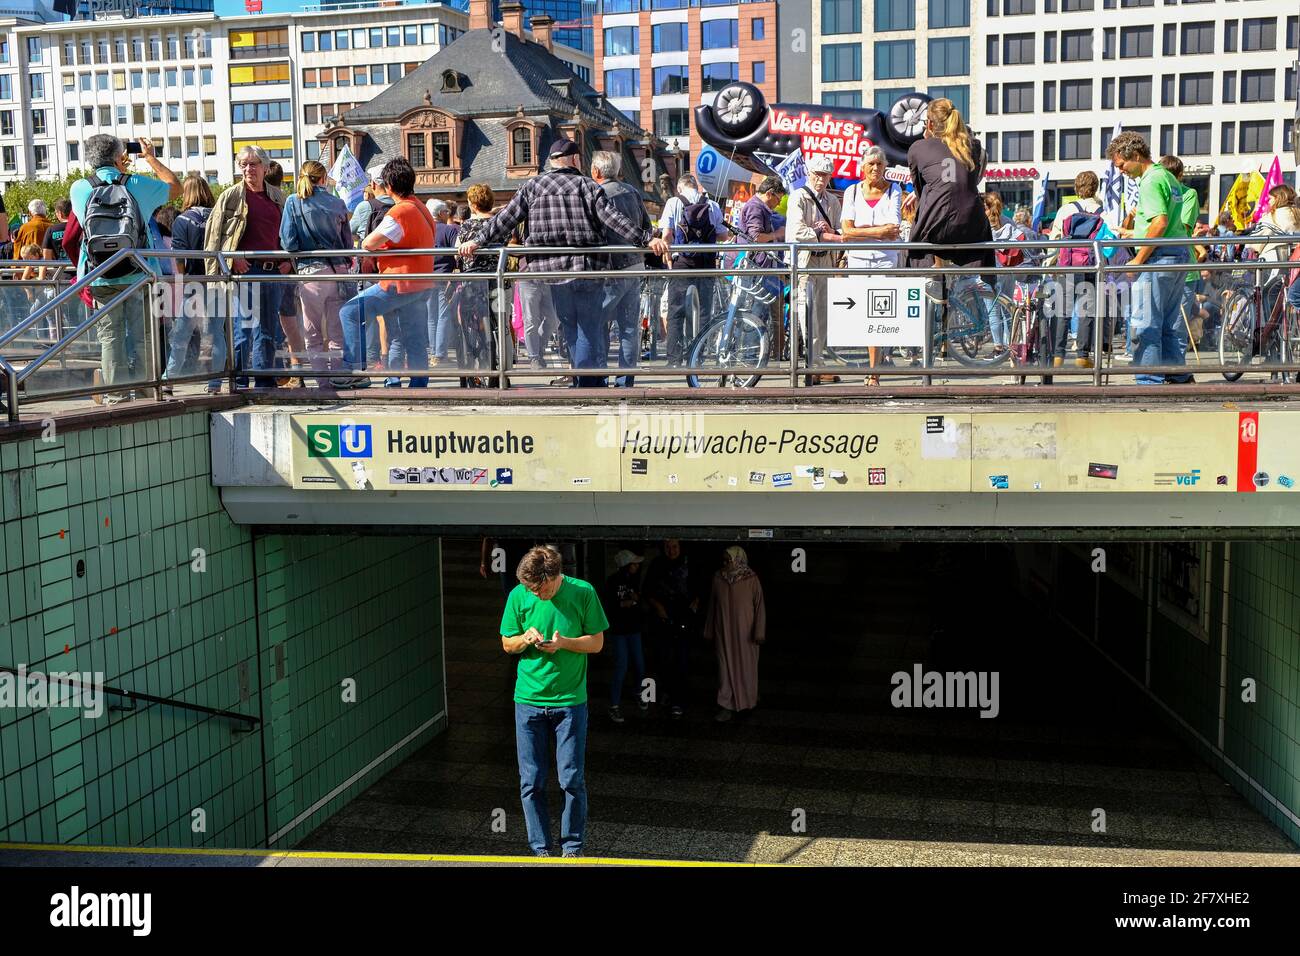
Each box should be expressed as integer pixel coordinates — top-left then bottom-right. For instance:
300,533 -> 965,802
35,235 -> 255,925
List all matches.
500,544 -> 607,858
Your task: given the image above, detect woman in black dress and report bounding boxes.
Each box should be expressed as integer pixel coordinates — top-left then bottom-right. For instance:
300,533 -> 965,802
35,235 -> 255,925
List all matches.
901,98 -> 994,355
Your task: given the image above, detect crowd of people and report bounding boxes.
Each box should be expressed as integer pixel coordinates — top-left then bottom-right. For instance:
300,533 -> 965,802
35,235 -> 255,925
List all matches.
496,539 -> 766,857
3,106 -> 1299,398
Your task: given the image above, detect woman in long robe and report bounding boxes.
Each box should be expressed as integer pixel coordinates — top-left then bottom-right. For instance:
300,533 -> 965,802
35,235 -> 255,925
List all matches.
705,546 -> 766,722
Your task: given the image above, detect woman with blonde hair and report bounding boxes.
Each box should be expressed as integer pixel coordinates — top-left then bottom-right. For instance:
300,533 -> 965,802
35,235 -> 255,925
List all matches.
164,173 -> 224,393
279,159 -> 354,384
704,545 -> 766,722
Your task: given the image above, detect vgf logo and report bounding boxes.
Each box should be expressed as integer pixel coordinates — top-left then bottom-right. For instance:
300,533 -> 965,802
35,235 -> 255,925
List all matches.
1175,468 -> 1201,486
307,424 -> 373,458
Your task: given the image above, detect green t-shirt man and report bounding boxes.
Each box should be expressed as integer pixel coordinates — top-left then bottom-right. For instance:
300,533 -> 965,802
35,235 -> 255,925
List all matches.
500,576 -> 610,707
1134,164 -> 1190,240
1176,185 -> 1201,285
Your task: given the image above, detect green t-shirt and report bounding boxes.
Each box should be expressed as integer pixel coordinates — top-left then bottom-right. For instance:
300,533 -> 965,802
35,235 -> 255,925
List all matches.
500,576 -> 610,707
1134,164 -> 1190,240
1178,186 -> 1201,284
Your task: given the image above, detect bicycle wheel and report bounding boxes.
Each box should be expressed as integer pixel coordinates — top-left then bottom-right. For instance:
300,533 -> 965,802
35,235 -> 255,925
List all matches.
943,288 -> 1008,367
1218,289 -> 1255,382
686,312 -> 770,388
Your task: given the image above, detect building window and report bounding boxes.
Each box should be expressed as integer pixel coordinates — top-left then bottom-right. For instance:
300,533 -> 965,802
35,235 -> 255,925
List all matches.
929,0 -> 969,28
1160,74 -> 1175,107
1043,80 -> 1056,111
1120,25 -> 1153,57
600,25 -> 637,55
1119,76 -> 1151,108
986,35 -> 999,66
702,62 -> 739,92
653,108 -> 690,137
1002,130 -> 1033,161
1223,71 -> 1237,103
168,104 -> 179,122
1224,20 -> 1238,53
407,132 -> 426,168
1100,77 -> 1114,108
1058,128 -> 1089,160
30,75 -> 45,100
823,43 -> 863,82
30,108 -> 45,135
371,65 -> 385,85
874,88 -> 916,113
1241,69 -> 1275,102
1061,78 -> 1091,110
0,76 -> 10,101
229,28 -> 290,59
1044,32 -> 1057,63
1004,0 -> 1034,13
653,65 -> 689,95
928,38 -> 969,77
1061,29 -> 1092,60
1003,82 -> 1033,113
1042,129 -> 1055,161
116,106 -> 127,125
753,61 -> 766,84
604,68 -> 638,98
1180,21 -> 1214,54
1239,120 -> 1272,153
1162,23 -> 1176,56
652,24 -> 688,53
1179,72 -> 1213,105
0,146 -> 13,172
65,106 -> 75,126
1242,17 -> 1276,51
751,17 -> 765,40
1221,122 -> 1235,154
302,32 -> 315,52
874,40 -> 913,79
511,127 -> 532,166
1062,0 -> 1094,8
873,0 -> 913,31
1284,120 -> 1294,155
701,19 -> 738,49
132,105 -> 144,125
68,142 -> 79,163
233,100 -> 293,123
1177,123 -> 1211,155
986,84 -> 999,114
0,111 -> 10,136
823,0 -> 862,34
1102,27 -> 1115,59
928,85 -> 969,116
1003,33 -> 1035,64
26,37 -> 41,64
34,144 -> 48,170
1286,67 -> 1297,102
822,90 -> 863,108
230,63 -> 292,87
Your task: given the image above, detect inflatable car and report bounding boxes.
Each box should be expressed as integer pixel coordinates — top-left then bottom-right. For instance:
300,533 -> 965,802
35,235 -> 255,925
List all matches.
694,82 -> 931,184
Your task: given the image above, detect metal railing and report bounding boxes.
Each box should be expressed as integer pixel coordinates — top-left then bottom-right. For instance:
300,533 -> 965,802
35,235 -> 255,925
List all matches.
2,232 -> 1297,421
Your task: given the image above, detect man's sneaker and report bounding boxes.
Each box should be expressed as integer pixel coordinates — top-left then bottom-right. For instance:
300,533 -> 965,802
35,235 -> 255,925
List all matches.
608,705 -> 625,724
535,849 -> 551,857
562,851 -> 581,859
1075,356 -> 1094,368
670,705 -> 684,719
329,376 -> 371,389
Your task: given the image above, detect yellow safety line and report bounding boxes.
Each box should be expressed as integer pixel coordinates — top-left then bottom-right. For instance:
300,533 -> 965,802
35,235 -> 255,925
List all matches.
0,842 -> 757,867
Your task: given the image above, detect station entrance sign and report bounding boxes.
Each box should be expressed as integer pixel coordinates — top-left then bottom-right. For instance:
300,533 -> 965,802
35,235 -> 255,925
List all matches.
825,276 -> 928,348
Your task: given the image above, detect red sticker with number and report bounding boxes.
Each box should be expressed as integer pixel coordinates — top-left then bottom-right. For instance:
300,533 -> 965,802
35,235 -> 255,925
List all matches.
1237,411 -> 1259,492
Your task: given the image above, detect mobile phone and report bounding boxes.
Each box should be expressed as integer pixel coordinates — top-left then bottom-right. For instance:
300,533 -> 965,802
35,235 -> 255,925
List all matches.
126,141 -> 142,155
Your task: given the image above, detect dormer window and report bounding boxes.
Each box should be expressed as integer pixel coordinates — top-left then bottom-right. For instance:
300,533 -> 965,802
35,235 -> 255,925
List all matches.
441,69 -> 462,93
511,127 -> 533,165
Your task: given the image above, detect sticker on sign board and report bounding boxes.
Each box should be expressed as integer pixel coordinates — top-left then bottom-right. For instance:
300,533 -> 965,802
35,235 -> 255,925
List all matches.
572,477 -> 592,486
868,467 -> 886,486
1279,475 -> 1294,489
989,474 -> 1009,490
1087,462 -> 1118,479
727,476 -> 738,486
1253,471 -> 1270,488
631,458 -> 648,475
773,472 -> 793,488
749,471 -> 766,485
748,529 -> 774,539
794,465 -> 814,478
925,416 -> 945,434
812,475 -> 826,489
668,474 -> 679,484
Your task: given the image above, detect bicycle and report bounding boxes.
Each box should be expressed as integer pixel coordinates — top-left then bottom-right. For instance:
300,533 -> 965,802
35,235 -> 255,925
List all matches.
684,246 -> 779,388
1218,274 -> 1295,383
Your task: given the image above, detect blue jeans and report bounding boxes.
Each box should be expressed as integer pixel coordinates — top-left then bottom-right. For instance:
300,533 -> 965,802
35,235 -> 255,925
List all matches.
514,701 -> 588,855
667,276 -> 716,366
164,307 -> 227,391
989,277 -> 1012,347
384,290 -> 431,387
609,632 -> 644,707
339,283 -> 430,386
426,283 -> 458,360
550,279 -> 608,387
603,276 -> 640,387
233,265 -> 284,388
1288,278 -> 1300,311
1130,250 -> 1190,385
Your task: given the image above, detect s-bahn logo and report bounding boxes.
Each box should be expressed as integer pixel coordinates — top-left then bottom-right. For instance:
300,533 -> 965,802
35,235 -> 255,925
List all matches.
307,424 -> 373,458
1155,468 -> 1201,487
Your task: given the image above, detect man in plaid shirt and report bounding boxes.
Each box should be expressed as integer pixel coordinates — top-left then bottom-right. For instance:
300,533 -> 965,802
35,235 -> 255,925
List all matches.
458,138 -> 671,386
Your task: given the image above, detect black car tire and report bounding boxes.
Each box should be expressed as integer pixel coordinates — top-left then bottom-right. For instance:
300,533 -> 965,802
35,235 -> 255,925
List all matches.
710,82 -> 767,139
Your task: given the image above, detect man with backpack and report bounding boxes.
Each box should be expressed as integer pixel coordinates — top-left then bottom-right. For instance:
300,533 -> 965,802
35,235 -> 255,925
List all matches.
69,134 -> 181,405
1048,171 -> 1105,367
659,173 -> 726,367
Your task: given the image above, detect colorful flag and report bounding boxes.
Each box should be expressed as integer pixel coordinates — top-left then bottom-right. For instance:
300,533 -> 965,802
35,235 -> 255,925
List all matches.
1222,171 -> 1269,230
1101,122 -> 1124,226
774,149 -> 807,194
328,145 -> 367,212
1251,156 -> 1284,224
1030,168 -> 1051,233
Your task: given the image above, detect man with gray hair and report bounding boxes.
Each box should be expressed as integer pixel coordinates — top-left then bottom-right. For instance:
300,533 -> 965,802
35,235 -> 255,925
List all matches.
12,198 -> 53,258
68,134 -> 181,403
591,149 -> 651,387
204,143 -> 291,388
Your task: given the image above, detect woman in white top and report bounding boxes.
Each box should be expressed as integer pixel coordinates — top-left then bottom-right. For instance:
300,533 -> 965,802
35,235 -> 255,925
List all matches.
840,146 -> 903,384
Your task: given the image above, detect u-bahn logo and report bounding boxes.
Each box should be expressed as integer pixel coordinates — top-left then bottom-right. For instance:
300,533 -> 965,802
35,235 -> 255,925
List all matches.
307,424 -> 373,458
1154,469 -> 1200,486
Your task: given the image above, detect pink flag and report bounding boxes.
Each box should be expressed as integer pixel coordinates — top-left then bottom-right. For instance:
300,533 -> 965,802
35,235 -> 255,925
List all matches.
1252,156 -> 1284,224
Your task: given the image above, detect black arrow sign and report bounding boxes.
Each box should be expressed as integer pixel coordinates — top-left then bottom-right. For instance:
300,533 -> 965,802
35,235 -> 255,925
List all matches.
833,297 -> 856,309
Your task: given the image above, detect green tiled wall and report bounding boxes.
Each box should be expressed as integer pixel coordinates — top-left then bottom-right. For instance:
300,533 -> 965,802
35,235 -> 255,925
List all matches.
1066,542 -> 1300,846
1,410 -> 444,849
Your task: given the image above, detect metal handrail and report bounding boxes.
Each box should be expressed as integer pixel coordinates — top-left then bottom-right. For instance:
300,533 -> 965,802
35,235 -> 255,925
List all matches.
0,248 -> 146,352
0,664 -> 259,729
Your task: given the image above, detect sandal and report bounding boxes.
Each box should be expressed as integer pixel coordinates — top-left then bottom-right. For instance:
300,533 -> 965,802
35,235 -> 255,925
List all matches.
866,375 -> 880,386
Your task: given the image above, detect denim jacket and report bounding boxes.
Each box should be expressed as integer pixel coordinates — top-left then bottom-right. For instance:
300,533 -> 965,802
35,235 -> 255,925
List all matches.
280,190 -> 353,270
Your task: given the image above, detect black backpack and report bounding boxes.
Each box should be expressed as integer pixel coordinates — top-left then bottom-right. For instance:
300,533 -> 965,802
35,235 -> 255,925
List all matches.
82,172 -> 146,280
677,196 -> 718,269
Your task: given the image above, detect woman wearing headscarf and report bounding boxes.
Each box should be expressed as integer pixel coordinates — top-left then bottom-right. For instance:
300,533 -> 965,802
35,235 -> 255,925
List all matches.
704,546 -> 766,723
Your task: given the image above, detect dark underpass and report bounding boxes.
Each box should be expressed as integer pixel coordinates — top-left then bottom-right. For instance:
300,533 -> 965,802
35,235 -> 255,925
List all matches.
297,538 -> 1297,865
